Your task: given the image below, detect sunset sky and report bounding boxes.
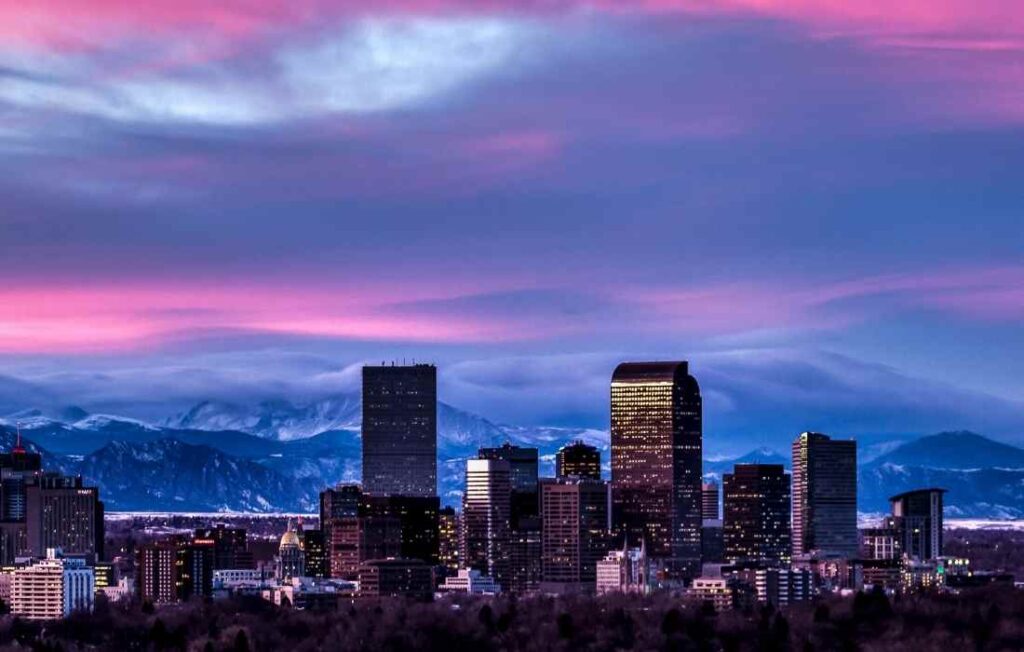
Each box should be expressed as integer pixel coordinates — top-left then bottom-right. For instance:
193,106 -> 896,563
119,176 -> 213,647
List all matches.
1,1 -> 1022,451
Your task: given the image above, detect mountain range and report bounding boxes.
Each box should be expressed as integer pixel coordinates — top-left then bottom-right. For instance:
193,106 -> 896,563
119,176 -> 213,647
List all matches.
1,398 -> 1022,518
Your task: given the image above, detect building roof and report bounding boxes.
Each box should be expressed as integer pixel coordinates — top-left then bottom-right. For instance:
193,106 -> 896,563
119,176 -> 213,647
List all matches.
889,488 -> 947,502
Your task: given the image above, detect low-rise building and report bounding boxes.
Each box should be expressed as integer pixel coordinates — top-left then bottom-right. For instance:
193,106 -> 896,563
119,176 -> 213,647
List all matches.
688,577 -> 732,611
595,542 -> 648,595
438,568 -> 501,595
358,559 -> 433,599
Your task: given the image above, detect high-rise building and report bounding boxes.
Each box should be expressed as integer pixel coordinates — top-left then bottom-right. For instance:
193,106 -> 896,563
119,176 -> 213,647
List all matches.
889,488 -> 945,561
24,473 -> 103,559
320,484 -> 363,578
702,481 -> 720,521
438,507 -> 460,574
478,443 -> 539,526
361,364 -> 437,497
539,478 -> 612,592
299,528 -> 328,579
137,537 -> 214,603
193,524 -> 252,570
0,435 -> 42,522
461,458 -> 511,590
361,494 -> 440,564
508,516 -> 542,593
610,361 -> 702,578
791,432 -> 857,558
10,550 -> 94,620
556,441 -> 601,480
723,464 -> 791,566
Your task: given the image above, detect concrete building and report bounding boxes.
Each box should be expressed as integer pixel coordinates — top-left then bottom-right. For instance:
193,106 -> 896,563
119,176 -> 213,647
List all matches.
689,577 -> 732,612
357,559 -> 434,599
723,464 -> 791,566
556,441 -> 601,480
540,477 -> 611,593
462,458 -> 512,589
10,549 -> 94,620
890,489 -> 945,562
595,542 -> 648,595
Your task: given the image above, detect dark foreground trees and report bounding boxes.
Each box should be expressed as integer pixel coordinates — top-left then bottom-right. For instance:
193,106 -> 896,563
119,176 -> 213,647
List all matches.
3,586 -> 1024,651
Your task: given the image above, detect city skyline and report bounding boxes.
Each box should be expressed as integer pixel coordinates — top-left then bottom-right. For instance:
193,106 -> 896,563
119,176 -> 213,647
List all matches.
1,1 -> 1023,453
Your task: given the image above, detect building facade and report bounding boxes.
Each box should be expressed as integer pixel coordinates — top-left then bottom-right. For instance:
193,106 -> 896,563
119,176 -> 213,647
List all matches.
610,361 -> 702,579
556,441 -> 601,480
361,364 -> 437,497
791,432 -> 857,558
702,481 -> 720,521
10,550 -> 94,620
723,464 -> 791,566
539,478 -> 611,592
890,488 -> 945,561
595,542 -> 648,595
24,473 -> 103,559
461,459 -> 511,589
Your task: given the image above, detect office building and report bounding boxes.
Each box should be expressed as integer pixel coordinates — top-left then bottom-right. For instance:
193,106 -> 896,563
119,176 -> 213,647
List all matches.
137,537 -> 214,603
556,441 -> 601,480
701,519 -> 724,563
889,488 -> 945,561
299,528 -> 328,579
193,524 -> 252,570
0,435 -> 42,522
479,443 -> 539,525
357,559 -> 434,599
25,473 -> 103,559
438,507 -> 460,574
320,484 -> 362,578
462,459 -> 511,589
791,432 -> 857,558
702,481 -> 720,521
362,364 -> 437,497
10,550 -> 94,620
508,516 -> 542,593
723,464 -> 791,566
610,361 -> 702,578
539,477 -> 611,592
361,494 -> 440,565
595,542 -> 648,595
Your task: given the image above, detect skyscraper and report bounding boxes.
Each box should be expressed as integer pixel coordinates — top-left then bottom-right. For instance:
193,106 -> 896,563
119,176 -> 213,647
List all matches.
702,481 -> 720,521
610,361 -> 702,578
889,488 -> 945,561
556,441 -> 601,480
539,477 -> 611,592
791,432 -> 857,558
723,464 -> 791,566
362,364 -> 437,497
24,473 -> 103,559
461,458 -> 511,590
478,443 -> 539,526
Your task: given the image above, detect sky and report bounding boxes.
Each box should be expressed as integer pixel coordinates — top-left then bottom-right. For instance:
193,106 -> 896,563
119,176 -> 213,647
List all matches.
1,1 -> 1023,454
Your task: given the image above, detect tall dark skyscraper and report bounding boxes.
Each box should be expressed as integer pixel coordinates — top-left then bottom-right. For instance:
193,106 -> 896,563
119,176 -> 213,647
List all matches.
610,361 -> 702,578
25,473 -> 103,559
791,432 -> 857,558
723,464 -> 791,566
890,488 -> 945,561
362,364 -> 437,497
556,441 -> 601,480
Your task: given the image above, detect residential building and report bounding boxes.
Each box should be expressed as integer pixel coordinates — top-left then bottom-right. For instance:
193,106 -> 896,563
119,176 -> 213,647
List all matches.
10,549 -> 94,620
889,488 -> 945,561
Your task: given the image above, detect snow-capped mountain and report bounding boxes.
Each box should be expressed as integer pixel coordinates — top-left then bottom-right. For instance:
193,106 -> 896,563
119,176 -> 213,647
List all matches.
164,395 -> 362,441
